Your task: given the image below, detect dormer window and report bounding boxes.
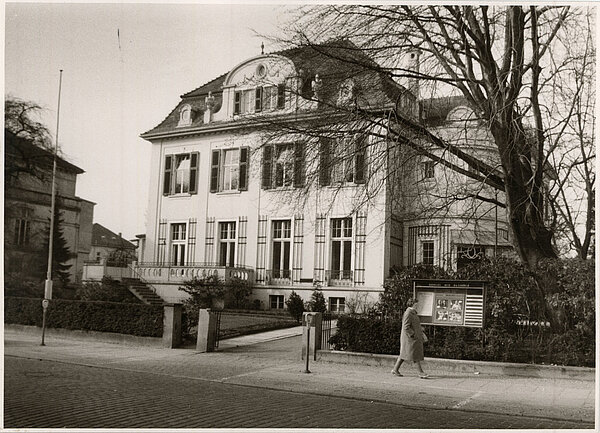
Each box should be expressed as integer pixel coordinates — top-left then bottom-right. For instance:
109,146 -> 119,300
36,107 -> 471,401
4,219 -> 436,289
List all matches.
338,79 -> 355,105
178,104 -> 192,127
234,84 -> 285,115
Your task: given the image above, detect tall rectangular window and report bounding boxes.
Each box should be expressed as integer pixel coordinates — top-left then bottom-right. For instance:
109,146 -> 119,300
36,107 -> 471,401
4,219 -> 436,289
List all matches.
210,148 -> 249,193
422,241 -> 434,265
262,143 -> 304,189
320,135 -> 366,186
170,223 -> 187,266
271,220 -> 291,279
274,144 -> 294,188
163,153 -> 199,196
219,222 -> 236,267
14,218 -> 30,246
330,218 -> 352,281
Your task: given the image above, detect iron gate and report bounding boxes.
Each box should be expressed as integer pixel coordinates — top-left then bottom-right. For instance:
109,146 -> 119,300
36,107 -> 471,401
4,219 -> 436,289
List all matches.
211,310 -> 222,350
321,312 -> 333,350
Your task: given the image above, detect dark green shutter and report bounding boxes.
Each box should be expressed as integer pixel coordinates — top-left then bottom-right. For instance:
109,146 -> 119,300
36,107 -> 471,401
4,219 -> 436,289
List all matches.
239,147 -> 249,191
354,135 -> 366,184
319,138 -> 331,186
262,145 -> 273,189
189,152 -> 199,194
210,150 -> 220,193
234,91 -> 241,114
163,155 -> 173,195
255,87 -> 263,112
293,142 -> 305,188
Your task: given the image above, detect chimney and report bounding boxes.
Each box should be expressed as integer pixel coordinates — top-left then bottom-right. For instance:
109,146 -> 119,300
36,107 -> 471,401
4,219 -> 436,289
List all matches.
407,49 -> 421,100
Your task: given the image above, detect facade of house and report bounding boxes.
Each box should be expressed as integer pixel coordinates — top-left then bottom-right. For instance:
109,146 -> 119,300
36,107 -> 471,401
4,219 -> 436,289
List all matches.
136,43 -> 511,311
4,130 -> 95,284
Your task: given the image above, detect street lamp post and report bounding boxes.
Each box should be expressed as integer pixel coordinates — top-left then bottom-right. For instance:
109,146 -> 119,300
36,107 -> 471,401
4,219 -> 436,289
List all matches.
42,69 -> 63,346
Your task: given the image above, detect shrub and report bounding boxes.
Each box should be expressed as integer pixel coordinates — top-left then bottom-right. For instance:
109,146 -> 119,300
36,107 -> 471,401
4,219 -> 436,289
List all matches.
223,277 -> 252,309
285,291 -> 305,323
180,274 -> 225,310
377,264 -> 450,319
5,297 -> 163,337
308,288 -> 327,313
330,259 -> 595,367
75,276 -> 142,304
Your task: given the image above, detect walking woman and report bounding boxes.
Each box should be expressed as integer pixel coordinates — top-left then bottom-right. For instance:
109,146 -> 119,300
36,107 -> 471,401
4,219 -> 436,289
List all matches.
391,297 -> 429,378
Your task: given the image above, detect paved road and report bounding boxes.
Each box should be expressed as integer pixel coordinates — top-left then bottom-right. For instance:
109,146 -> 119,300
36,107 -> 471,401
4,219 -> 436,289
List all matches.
4,356 -> 593,429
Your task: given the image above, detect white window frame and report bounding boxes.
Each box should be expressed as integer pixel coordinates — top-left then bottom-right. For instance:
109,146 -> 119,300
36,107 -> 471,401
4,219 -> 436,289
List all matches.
218,221 -> 237,267
330,217 -> 353,281
421,240 -> 435,265
329,297 -> 346,313
271,220 -> 292,279
221,148 -> 240,191
274,144 -> 295,188
269,294 -> 285,310
170,222 -> 187,266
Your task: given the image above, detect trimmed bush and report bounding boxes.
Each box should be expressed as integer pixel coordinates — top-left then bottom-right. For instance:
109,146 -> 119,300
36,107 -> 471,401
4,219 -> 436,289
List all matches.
330,258 -> 595,367
5,297 -> 163,337
308,288 -> 327,313
285,291 -> 305,323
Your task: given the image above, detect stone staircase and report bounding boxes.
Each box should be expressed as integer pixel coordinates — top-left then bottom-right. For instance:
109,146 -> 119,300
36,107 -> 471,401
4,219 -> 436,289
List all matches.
122,278 -> 165,306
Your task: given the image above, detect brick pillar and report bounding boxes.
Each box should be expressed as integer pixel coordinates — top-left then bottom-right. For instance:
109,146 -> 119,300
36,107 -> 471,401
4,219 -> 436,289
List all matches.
163,303 -> 182,349
301,312 -> 322,361
196,309 -> 217,353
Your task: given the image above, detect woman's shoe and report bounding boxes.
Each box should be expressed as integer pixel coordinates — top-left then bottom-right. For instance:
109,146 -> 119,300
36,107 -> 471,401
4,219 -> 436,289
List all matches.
419,373 -> 430,379
391,370 -> 403,377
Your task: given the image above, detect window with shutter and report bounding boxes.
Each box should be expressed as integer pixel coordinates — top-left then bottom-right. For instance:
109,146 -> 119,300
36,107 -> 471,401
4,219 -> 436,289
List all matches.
262,145 -> 273,189
239,147 -> 249,191
354,136 -> 366,184
234,91 -> 241,115
189,152 -> 199,194
255,87 -> 263,112
319,138 -> 331,186
210,150 -> 220,193
163,155 -> 173,195
277,84 -> 286,109
293,142 -> 305,187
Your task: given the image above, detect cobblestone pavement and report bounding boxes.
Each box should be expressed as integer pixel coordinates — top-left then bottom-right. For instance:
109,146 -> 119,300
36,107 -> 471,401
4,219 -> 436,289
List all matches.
4,357 -> 594,429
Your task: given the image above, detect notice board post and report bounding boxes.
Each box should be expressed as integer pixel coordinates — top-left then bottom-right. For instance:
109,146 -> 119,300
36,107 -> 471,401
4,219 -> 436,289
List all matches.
413,279 -> 486,329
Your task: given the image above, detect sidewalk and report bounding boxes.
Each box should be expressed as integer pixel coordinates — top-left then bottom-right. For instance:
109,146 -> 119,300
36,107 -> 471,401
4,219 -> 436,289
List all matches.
4,326 -> 595,424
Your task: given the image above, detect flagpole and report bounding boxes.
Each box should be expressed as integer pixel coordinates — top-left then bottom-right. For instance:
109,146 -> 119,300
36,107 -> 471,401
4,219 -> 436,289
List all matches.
42,69 -> 63,346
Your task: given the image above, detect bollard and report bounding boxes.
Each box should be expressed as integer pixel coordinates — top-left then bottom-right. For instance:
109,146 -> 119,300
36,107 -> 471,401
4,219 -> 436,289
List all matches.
304,313 -> 313,373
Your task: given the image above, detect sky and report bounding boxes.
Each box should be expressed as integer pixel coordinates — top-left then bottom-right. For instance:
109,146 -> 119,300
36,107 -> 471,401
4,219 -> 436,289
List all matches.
5,2 -> 293,240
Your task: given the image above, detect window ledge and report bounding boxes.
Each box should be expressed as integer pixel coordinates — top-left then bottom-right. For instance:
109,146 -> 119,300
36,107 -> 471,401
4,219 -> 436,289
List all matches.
216,190 -> 242,196
166,193 -> 192,199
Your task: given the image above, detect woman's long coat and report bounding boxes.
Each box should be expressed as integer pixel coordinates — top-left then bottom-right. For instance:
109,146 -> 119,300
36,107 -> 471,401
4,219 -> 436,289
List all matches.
399,307 -> 424,361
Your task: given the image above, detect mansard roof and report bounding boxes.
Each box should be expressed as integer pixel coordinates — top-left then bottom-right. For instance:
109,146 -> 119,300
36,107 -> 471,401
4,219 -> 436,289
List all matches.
142,40 -> 410,138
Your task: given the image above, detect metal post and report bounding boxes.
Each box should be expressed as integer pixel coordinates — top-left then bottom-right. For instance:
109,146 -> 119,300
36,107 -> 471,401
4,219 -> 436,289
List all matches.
41,299 -> 49,346
42,69 -> 62,345
304,314 -> 312,374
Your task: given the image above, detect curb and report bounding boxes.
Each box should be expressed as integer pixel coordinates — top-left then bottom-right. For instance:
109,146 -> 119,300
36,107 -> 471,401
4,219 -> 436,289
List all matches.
5,324 -> 163,347
316,350 -> 595,381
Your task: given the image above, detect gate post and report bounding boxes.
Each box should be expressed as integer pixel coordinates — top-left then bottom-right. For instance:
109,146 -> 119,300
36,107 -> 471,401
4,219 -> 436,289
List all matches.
196,308 -> 217,352
163,303 -> 182,349
301,312 -> 322,361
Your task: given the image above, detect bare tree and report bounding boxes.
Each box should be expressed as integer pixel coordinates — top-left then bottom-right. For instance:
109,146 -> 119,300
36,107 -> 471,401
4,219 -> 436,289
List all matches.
261,5 -> 593,267
543,14 -> 595,259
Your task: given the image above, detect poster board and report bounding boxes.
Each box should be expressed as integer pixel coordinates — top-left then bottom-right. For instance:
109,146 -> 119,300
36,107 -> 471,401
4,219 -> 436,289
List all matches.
413,279 -> 486,328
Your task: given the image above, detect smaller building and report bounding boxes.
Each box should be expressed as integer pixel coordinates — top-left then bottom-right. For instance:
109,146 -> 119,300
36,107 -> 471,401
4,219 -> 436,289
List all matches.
89,223 -> 137,265
82,224 -> 137,282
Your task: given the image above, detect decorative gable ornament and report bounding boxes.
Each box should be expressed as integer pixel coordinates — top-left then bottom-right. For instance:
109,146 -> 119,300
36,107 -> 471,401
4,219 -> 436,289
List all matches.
177,104 -> 193,127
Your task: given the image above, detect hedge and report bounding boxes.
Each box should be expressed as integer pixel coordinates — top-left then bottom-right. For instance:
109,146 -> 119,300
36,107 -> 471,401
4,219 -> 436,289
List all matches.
5,297 -> 163,337
330,258 -> 595,367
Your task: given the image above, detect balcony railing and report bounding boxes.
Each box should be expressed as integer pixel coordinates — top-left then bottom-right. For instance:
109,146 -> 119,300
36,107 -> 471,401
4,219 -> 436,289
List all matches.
326,270 -> 354,287
265,269 -> 292,285
132,262 -> 254,284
